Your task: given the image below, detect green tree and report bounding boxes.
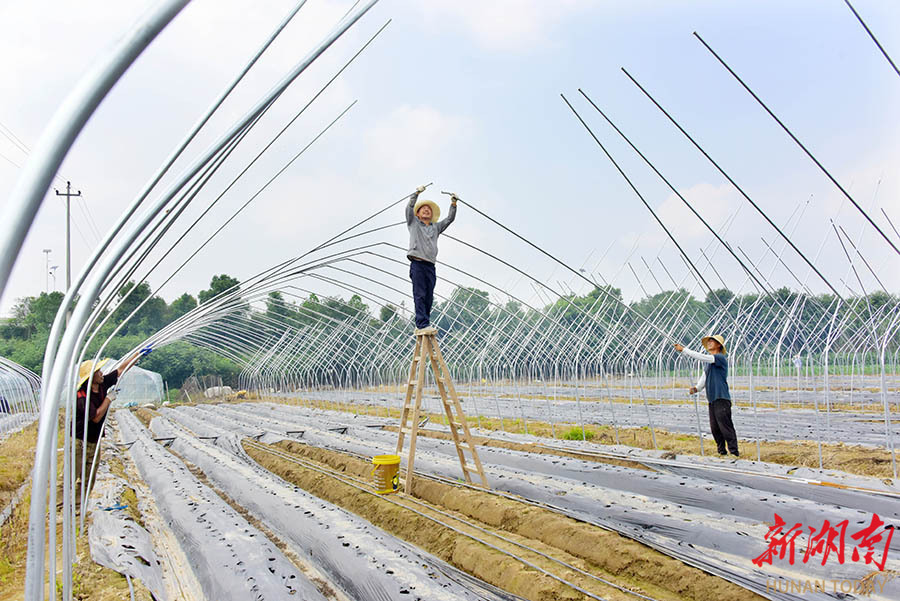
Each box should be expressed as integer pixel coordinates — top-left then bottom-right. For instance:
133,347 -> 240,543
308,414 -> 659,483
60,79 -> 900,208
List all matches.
168,293 -> 198,321
379,304 -> 398,323
435,287 -> 490,333
109,282 -> 167,336
0,292 -> 65,339
199,274 -> 240,304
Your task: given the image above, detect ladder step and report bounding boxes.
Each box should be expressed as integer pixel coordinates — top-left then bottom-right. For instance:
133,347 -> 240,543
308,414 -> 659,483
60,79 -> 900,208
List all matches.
400,333 -> 489,490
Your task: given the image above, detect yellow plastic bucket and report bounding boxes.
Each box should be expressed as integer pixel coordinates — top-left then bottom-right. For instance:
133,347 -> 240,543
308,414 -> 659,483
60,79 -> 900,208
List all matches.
372,454 -> 401,494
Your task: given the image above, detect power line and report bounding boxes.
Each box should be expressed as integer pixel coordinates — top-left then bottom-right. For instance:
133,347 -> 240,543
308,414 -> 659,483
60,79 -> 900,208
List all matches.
0,120 -> 31,154
0,118 -> 67,184
0,119 -> 96,250
76,193 -> 103,241
0,149 -> 23,169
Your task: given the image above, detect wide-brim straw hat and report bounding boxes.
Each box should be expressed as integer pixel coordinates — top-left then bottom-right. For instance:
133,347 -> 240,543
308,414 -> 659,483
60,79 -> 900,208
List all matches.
77,358 -> 112,389
701,335 -> 727,354
413,199 -> 440,222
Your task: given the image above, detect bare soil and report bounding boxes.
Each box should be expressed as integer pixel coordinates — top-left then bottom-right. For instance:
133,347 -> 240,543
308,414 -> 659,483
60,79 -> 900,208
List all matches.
281,397 -> 897,479
0,423 -> 152,601
132,407 -> 157,428
249,439 -> 763,601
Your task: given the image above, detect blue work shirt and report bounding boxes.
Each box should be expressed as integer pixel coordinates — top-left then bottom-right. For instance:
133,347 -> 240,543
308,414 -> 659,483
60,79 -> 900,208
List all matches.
704,353 -> 731,403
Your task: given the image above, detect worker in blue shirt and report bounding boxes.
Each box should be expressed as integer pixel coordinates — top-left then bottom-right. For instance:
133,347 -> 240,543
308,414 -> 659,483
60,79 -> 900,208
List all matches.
674,335 -> 738,457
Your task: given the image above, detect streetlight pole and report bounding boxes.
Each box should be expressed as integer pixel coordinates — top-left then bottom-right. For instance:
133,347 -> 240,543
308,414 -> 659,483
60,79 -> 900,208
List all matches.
54,181 -> 81,291
42,249 -> 51,293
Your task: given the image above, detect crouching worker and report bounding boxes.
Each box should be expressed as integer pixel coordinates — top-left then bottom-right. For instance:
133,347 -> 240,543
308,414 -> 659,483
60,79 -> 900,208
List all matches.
406,185 -> 458,333
73,347 -> 151,505
674,335 -> 738,457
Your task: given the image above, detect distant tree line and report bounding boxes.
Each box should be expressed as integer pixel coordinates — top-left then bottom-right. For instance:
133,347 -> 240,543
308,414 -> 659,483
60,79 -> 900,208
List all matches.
1,274 -> 895,387
0,275 -> 244,388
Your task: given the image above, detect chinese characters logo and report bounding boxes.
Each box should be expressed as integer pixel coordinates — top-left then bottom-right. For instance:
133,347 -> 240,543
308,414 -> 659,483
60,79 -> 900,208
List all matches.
754,513 -> 894,571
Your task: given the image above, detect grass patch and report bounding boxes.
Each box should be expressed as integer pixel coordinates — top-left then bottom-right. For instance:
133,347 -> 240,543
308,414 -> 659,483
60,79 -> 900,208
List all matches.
0,422 -> 153,600
562,426 -> 594,441
0,423 -> 38,508
273,397 -> 898,480
0,491 -> 30,598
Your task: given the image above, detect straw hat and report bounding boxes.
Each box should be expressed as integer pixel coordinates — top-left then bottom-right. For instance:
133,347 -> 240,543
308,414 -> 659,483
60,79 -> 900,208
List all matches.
413,199 -> 440,222
701,335 -> 727,354
77,358 -> 112,389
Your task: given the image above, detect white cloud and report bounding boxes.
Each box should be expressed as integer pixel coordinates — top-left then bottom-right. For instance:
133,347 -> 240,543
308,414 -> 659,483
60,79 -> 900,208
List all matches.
362,104 -> 472,171
653,181 -> 738,242
414,0 -> 588,51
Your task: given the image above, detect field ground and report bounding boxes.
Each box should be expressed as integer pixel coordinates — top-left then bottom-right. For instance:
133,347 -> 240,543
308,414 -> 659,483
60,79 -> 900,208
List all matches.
3,396 -> 898,599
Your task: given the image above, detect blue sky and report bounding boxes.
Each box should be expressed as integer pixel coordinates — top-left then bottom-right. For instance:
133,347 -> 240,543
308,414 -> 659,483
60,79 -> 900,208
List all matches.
0,0 -> 897,317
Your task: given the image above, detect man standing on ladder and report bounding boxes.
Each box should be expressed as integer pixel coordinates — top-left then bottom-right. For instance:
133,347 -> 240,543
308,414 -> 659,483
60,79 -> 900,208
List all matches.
397,186 -> 487,492
407,185 -> 458,332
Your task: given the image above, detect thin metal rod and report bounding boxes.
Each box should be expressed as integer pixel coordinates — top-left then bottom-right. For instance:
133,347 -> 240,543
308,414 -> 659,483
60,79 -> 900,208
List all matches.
0,0 -> 189,300
577,88 -> 770,297
621,67 -> 850,303
843,0 -> 900,79
25,3 -> 379,598
560,93 -> 715,297
692,31 -> 899,256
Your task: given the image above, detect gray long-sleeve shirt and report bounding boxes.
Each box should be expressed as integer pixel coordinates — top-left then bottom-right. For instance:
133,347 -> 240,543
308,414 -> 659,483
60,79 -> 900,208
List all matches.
406,193 -> 456,263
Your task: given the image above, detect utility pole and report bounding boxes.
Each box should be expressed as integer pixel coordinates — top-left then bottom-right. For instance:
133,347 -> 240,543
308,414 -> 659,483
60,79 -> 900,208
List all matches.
42,249 -> 51,293
54,181 -> 81,291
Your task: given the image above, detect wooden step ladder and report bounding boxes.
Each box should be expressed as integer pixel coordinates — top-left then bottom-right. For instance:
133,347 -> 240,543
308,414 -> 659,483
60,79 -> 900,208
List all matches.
396,327 -> 489,493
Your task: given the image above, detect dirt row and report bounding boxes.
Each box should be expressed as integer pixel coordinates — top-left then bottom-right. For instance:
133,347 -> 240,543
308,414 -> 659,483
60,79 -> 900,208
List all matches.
266,397 -> 898,478
0,420 -> 148,601
247,438 -> 763,601
141,405 -> 761,599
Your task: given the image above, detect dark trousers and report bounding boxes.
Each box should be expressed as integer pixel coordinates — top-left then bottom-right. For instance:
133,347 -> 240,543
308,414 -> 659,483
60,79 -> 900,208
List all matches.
410,259 -> 436,329
708,399 -> 739,455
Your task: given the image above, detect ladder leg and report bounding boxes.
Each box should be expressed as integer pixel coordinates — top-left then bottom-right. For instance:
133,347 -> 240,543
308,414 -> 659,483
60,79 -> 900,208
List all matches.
396,336 -> 421,454
405,335 -> 429,494
434,339 -> 490,488
426,338 -> 471,483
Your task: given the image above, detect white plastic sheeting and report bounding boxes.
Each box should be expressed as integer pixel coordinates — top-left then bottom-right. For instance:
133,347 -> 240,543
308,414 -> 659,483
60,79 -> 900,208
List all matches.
0,358 -> 39,439
115,366 -> 164,405
88,471 -> 168,601
167,402 -> 900,601
117,410 -> 330,600
117,409 -> 522,601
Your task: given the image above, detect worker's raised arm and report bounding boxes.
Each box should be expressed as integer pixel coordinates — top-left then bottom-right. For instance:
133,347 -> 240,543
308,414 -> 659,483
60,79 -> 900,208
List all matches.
407,185 -> 426,225
680,347 -> 714,364
437,193 -> 458,233
116,345 -> 153,377
91,390 -> 115,423
437,199 -> 457,233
